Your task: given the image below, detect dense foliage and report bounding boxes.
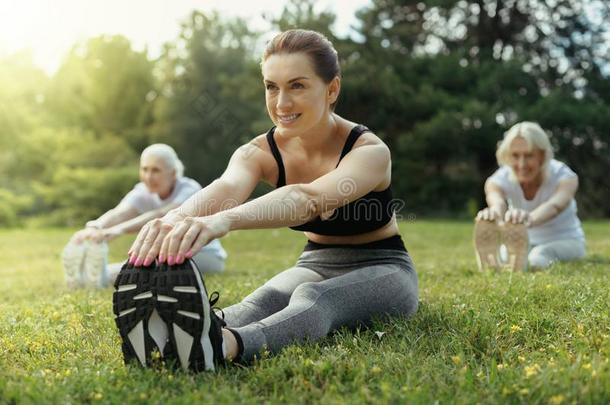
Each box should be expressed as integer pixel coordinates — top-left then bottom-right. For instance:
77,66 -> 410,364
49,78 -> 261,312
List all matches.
0,0 -> 608,225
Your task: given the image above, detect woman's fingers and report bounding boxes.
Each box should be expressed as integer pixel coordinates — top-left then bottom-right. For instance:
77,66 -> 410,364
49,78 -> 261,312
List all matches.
128,225 -> 150,262
176,225 -> 203,263
135,223 -> 162,266
476,208 -> 488,221
166,219 -> 193,265
503,209 -> 529,224
476,208 -> 499,222
142,224 -> 172,266
186,231 -> 212,260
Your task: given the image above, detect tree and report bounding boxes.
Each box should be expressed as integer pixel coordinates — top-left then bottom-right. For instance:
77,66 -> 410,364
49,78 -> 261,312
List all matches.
45,35 -> 156,150
150,11 -> 265,185
350,0 -> 610,216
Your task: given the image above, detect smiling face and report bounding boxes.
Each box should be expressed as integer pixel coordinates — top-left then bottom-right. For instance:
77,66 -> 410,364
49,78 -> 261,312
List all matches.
262,52 -> 339,136
139,154 -> 176,198
508,137 -> 545,185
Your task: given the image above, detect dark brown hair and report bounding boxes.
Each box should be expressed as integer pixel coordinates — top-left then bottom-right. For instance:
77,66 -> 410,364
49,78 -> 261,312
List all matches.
263,29 -> 341,109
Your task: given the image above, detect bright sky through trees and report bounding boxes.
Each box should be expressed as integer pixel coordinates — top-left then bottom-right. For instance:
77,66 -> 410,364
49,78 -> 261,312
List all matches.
0,0 -> 370,74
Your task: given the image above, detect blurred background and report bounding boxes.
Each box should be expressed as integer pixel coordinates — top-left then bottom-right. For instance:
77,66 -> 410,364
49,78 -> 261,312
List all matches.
0,0 -> 608,227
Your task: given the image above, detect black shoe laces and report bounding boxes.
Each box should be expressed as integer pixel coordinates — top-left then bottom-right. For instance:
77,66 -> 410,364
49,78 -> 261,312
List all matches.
209,291 -> 226,325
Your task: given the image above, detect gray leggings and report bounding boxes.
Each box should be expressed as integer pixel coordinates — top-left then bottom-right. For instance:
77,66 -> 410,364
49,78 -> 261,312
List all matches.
223,247 -> 418,362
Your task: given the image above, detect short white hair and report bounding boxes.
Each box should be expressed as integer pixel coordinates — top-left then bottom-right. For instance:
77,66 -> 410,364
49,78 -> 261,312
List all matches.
141,143 -> 184,178
496,121 -> 554,177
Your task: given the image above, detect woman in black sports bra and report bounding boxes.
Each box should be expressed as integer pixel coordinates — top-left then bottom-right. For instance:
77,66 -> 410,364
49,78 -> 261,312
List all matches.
115,29 -> 418,371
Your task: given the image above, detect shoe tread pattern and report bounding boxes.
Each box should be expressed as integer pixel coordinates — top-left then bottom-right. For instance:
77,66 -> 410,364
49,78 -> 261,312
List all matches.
112,261 -> 210,372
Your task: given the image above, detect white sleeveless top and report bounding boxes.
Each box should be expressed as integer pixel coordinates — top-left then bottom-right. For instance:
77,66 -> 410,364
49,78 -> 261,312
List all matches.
487,159 -> 585,245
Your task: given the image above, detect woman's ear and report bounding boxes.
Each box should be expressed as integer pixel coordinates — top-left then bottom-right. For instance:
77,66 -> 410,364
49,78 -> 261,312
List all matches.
328,76 -> 340,105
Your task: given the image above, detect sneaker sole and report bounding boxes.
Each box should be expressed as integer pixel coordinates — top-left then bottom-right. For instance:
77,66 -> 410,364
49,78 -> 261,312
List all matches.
83,242 -> 108,288
62,242 -> 87,288
473,220 -> 500,271
112,261 -> 215,372
500,223 -> 528,272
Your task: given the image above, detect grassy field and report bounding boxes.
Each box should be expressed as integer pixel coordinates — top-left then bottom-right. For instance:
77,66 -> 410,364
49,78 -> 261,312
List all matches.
1,220 -> 609,404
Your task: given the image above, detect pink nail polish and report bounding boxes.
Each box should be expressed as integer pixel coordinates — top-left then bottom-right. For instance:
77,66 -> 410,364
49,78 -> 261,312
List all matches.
185,250 -> 193,258
128,255 -> 136,265
134,258 -> 143,267
176,254 -> 184,264
143,258 -> 152,266
167,256 -> 174,266
158,254 -> 165,263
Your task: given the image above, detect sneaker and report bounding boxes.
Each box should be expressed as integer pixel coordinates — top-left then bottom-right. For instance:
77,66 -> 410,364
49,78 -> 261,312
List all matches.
82,241 -> 108,288
500,222 -> 528,272
112,260 -> 225,372
473,220 -> 500,271
62,241 -> 87,288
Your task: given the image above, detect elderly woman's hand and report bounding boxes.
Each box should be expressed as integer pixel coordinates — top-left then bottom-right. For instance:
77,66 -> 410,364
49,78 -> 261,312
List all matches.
504,208 -> 532,226
476,207 -> 503,222
129,214 -> 231,267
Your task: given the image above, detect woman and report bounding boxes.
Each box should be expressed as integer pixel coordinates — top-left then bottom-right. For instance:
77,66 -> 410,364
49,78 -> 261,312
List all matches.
113,30 -> 418,372
63,143 -> 226,288
474,121 -> 585,271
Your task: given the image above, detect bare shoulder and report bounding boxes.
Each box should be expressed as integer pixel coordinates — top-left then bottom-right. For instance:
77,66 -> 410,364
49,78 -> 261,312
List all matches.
234,132 -> 278,185
339,117 -> 388,151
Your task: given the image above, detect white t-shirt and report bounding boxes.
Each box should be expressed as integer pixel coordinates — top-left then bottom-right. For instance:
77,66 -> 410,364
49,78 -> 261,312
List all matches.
120,177 -> 227,259
487,159 -> 585,245
121,177 -> 202,214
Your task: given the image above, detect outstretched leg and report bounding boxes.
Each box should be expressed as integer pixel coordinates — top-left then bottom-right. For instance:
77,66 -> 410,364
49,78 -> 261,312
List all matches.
223,266 -> 324,328
228,255 -> 418,362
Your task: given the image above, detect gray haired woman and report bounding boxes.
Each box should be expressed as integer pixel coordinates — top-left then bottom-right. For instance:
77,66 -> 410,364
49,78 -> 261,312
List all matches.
63,144 -> 226,288
474,121 -> 585,271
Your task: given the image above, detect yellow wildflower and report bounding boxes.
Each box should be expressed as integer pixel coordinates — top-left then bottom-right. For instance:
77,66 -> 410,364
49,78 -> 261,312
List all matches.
451,355 -> 462,366
510,325 -> 522,333
549,395 -> 565,405
524,364 -> 541,378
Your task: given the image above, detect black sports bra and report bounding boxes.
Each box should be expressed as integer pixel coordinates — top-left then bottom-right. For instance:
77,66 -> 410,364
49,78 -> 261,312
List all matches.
266,124 -> 395,236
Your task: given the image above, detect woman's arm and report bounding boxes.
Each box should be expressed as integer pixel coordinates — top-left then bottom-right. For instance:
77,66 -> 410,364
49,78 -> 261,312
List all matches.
161,142 -> 266,225
99,203 -> 180,239
71,203 -> 140,243
129,140 -> 266,264
220,142 -> 390,231
528,177 -> 578,226
140,142 -> 391,265
86,203 -> 139,230
476,180 -> 507,221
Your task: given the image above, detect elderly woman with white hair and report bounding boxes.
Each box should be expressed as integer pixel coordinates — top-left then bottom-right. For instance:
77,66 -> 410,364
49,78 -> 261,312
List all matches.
474,121 -> 585,271
63,144 -> 227,287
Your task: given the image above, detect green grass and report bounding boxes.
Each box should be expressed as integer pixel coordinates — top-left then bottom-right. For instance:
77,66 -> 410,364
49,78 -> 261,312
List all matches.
1,221 -> 609,404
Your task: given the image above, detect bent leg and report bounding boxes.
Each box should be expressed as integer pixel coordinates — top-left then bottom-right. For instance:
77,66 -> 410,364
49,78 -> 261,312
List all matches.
222,266 -> 324,328
231,259 -> 418,361
528,239 -> 586,269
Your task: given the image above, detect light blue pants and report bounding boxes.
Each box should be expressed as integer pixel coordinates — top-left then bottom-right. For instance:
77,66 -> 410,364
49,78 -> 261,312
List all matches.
528,239 -> 586,268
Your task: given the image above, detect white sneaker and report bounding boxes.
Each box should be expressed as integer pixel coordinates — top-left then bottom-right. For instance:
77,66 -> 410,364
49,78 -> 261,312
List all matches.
82,241 -> 109,288
62,241 -> 87,288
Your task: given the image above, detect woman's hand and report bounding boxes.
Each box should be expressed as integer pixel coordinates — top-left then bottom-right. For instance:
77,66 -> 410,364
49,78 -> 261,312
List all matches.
504,208 -> 532,226
71,227 -> 122,244
129,214 -> 231,267
476,206 -> 503,222
71,228 -> 99,244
